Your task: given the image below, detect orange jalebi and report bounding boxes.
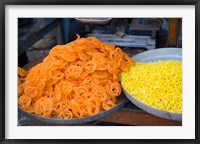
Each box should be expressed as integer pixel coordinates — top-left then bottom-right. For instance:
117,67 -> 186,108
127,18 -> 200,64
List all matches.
18,35 -> 135,119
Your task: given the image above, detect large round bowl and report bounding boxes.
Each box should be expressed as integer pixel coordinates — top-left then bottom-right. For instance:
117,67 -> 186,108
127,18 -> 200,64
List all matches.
121,48 -> 182,121
19,56 -> 129,125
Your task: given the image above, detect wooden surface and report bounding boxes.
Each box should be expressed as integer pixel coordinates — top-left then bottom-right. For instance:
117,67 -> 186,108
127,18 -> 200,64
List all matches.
100,108 -> 182,126
18,18 -> 60,55
166,18 -> 180,47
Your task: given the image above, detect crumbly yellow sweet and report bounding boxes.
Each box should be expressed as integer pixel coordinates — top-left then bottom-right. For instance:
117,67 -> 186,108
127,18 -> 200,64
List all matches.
121,60 -> 182,113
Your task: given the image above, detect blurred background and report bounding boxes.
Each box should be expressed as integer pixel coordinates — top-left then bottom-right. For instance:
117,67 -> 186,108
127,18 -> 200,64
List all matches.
18,18 -> 182,67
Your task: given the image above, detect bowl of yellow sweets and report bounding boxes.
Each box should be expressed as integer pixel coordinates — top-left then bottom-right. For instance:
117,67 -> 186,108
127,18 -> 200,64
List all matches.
121,48 -> 182,121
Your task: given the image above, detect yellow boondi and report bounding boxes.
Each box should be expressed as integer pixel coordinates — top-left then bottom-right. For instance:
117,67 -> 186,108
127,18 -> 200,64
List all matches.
121,60 -> 182,113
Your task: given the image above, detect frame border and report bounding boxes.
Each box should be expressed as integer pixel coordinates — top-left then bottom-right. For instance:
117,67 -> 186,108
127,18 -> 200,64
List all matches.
1,0 -> 199,143
0,0 -> 199,5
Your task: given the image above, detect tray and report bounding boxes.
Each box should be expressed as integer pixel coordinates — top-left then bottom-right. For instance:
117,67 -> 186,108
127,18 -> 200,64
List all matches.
121,48 -> 182,121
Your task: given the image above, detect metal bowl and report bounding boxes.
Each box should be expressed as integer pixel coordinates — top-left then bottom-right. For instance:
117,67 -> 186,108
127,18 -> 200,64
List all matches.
121,48 -> 182,121
75,18 -> 112,25
19,95 -> 128,125
19,56 -> 129,125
